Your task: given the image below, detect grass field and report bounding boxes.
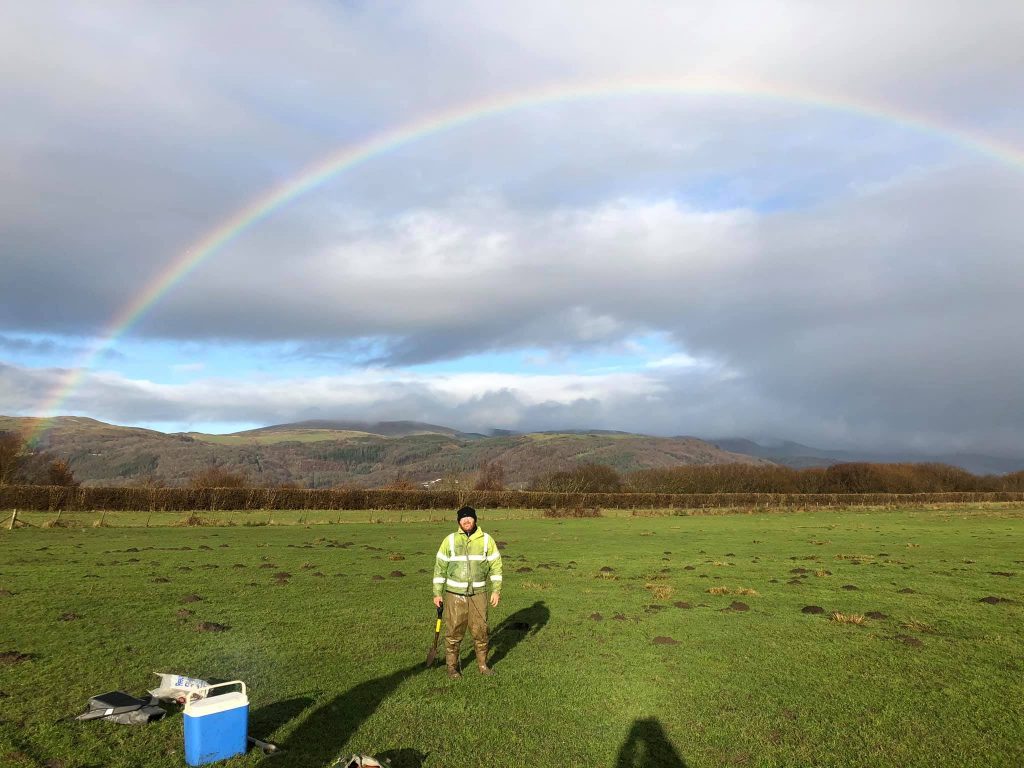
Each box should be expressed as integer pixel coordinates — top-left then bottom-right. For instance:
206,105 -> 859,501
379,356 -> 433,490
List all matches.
1,507 -> 1022,767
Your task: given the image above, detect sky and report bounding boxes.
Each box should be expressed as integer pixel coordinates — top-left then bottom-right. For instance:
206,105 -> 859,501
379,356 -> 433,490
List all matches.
2,1 -> 1023,454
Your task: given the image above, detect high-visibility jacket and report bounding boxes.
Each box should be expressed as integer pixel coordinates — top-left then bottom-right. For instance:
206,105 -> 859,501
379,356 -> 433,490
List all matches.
432,527 -> 503,597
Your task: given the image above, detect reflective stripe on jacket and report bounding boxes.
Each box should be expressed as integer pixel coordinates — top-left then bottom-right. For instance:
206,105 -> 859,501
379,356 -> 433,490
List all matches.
432,527 -> 503,597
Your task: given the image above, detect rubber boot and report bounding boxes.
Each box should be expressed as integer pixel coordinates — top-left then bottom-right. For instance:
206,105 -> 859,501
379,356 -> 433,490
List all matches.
475,646 -> 494,676
445,647 -> 461,679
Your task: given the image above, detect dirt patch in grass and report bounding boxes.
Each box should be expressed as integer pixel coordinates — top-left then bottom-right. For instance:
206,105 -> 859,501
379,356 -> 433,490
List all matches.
176,566 -> 191,572
390,571 -> 405,578
790,568 -> 809,574
273,572 -> 292,580
841,585 -> 859,591
0,651 -> 35,665
990,571 -> 1015,577
801,605 -> 825,614
865,611 -> 888,620
612,612 -> 627,621
645,604 -> 667,613
599,566 -> 615,572
152,577 -> 170,583
897,635 -> 923,647
673,601 -> 693,609
176,609 -> 194,619
979,596 -> 1017,605
196,622 -> 230,633
313,572 -> 325,577
57,612 -> 80,622
516,567 -> 533,573
259,563 -> 277,569
590,613 -> 603,621
652,636 -> 679,645
683,565 -> 695,571
898,588 -> 916,594
372,575 -> 385,581
181,594 -> 203,603
727,601 -> 750,612
233,564 -> 246,568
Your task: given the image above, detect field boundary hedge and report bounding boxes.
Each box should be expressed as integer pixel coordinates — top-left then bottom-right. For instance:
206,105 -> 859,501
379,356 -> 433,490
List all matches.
2,485 -> 1024,512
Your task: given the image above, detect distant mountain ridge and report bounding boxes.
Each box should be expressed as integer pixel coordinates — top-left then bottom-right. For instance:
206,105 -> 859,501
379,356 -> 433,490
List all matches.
0,415 -> 766,488
711,438 -> 1024,476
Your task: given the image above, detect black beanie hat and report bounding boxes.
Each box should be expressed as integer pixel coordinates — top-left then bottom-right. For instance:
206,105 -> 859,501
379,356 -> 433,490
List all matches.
456,506 -> 477,522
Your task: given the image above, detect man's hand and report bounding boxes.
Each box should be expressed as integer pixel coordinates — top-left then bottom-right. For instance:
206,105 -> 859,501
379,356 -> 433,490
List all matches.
433,596 -> 443,609
490,592 -> 500,608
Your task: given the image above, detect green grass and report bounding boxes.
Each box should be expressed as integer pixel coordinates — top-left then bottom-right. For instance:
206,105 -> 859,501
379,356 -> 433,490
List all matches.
1,508 -> 1023,767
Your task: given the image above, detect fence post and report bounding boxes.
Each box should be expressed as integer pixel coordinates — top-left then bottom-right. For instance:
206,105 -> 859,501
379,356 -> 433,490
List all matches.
7,509 -> 16,530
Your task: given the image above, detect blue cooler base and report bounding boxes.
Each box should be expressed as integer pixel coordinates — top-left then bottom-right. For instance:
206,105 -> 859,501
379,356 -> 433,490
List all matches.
184,705 -> 249,766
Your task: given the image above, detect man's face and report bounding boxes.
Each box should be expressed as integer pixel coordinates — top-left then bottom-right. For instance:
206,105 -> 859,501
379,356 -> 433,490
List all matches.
459,516 -> 475,533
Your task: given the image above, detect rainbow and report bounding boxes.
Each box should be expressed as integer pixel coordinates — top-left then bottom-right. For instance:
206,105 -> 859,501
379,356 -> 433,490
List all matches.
25,76 -> 1024,441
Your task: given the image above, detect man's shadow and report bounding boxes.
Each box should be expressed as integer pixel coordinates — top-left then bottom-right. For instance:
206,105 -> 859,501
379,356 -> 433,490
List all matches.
615,718 -> 688,768
462,599 -> 550,668
267,601 -> 547,766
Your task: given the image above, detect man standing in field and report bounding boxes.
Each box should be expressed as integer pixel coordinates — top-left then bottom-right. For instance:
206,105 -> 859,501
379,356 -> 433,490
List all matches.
432,506 -> 503,678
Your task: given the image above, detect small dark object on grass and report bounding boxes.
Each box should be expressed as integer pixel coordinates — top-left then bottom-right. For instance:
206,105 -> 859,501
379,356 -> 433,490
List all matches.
58,612 -> 81,622
612,612 -> 627,621
590,613 -> 603,621
1,651 -> 35,664
516,567 -> 533,573
0,589 -> 13,597
790,568 -> 809,574
372,575 -> 385,581
313,572 -> 325,577
801,606 -> 824,614
897,635 -> 923,647
728,602 -> 750,612
274,572 -> 292,580
196,622 -> 229,633
842,585 -> 859,591
673,601 -> 692,609
990,571 -> 1015,577
176,609 -> 194,619
652,636 -> 679,645
645,605 -> 666,613
683,565 -> 695,571
259,563 -> 276,569
152,577 -> 170,583
979,596 -> 1015,605
181,594 -> 202,603
865,611 -> 888,620
599,566 -> 614,572
898,588 -> 916,594
390,571 -> 405,578
233,564 -> 246,568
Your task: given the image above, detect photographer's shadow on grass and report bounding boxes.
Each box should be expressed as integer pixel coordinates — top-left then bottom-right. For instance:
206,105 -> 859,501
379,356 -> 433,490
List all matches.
615,718 -> 688,768
267,603 -> 548,766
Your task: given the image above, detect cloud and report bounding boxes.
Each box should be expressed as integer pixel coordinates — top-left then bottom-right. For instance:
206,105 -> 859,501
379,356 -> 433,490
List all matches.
2,1 -> 1023,453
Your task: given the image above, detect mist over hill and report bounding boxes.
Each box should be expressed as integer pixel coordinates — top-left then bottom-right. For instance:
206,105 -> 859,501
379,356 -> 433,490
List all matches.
711,438 -> 1024,476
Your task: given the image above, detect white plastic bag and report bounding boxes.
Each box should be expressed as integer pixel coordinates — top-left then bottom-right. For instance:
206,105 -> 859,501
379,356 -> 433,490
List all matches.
148,672 -> 210,703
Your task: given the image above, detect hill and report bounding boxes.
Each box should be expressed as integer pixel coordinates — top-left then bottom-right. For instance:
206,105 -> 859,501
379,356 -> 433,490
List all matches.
0,415 -> 766,488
